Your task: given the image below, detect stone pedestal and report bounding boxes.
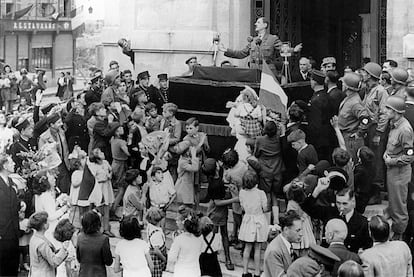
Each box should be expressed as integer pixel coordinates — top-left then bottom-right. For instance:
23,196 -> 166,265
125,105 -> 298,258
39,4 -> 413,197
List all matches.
99,0 -> 251,79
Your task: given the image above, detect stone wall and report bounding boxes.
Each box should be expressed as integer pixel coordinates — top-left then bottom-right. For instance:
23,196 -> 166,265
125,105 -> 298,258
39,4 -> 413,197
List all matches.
387,0 -> 414,68
99,0 -> 251,79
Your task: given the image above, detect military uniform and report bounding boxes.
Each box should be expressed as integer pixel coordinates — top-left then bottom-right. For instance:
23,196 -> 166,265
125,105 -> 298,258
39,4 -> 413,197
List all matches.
338,91 -> 370,163
224,33 -> 282,74
363,83 -> 389,185
385,116 -> 414,235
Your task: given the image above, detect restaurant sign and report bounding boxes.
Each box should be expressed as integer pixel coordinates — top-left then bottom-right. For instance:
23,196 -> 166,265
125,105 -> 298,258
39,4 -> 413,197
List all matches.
3,20 -> 71,32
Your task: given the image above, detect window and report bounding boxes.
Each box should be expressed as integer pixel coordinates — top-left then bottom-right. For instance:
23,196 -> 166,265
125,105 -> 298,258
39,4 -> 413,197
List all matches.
64,0 -> 71,17
18,58 -> 29,71
32,48 -> 52,69
6,3 -> 14,14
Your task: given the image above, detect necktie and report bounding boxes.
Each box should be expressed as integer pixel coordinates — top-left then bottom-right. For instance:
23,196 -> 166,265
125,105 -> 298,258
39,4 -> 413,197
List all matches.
290,245 -> 297,261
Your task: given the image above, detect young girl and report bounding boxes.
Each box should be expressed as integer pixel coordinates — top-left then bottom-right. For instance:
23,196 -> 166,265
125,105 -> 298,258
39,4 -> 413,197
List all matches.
114,216 -> 154,277
111,125 -> 130,218
199,216 -> 223,277
123,169 -> 145,221
87,148 -> 115,237
201,158 -> 239,270
54,219 -> 78,277
146,207 -> 168,277
68,146 -> 87,229
167,208 -> 203,277
238,171 -> 269,277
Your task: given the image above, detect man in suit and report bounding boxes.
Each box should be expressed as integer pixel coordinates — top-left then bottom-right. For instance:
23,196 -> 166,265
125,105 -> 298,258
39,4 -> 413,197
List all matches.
263,210 -> 303,277
307,69 -> 332,161
325,219 -> 361,277
292,57 -> 312,82
0,155 -> 19,277
326,70 -> 345,116
219,17 -> 302,76
336,187 -> 372,253
9,118 -> 37,171
39,113 -> 71,193
360,215 -> 413,277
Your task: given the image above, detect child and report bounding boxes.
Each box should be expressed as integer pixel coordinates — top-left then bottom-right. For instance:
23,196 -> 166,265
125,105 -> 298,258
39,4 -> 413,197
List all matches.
160,103 -> 182,181
221,149 -> 247,250
183,117 -> 210,208
287,129 -> 318,174
285,181 -> 316,256
174,142 -> 199,208
146,207 -> 168,277
167,208 -> 203,277
54,219 -> 78,277
123,169 -> 145,222
145,102 -> 162,133
111,125 -> 130,218
131,89 -> 148,111
144,166 -> 176,230
199,216 -> 223,277
114,216 -> 154,277
28,212 -> 69,277
201,158 -> 239,271
239,171 -> 268,277
68,146 -> 87,229
18,201 -> 31,272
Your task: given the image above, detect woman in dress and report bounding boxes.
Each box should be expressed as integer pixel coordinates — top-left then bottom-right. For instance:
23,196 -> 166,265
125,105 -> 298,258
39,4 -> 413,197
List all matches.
146,207 -> 168,277
56,72 -> 66,101
167,208 -> 203,277
0,112 -> 14,153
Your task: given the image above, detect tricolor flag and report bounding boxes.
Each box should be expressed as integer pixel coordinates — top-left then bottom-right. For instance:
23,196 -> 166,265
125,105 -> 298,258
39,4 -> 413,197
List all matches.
4,4 -> 33,20
258,62 -> 288,116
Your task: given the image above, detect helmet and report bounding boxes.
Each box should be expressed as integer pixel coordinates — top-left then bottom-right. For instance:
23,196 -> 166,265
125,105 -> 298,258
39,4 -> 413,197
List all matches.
390,68 -> 409,85
104,70 -> 119,85
385,95 -> 405,113
363,62 -> 382,79
342,72 -> 361,91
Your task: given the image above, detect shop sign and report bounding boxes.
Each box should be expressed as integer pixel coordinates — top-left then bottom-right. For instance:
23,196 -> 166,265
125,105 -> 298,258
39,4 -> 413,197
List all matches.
3,20 -> 71,32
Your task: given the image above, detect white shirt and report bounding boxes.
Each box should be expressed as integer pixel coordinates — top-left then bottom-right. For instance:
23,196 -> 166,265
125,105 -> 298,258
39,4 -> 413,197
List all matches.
115,238 -> 151,277
343,209 -> 354,223
301,71 -> 308,80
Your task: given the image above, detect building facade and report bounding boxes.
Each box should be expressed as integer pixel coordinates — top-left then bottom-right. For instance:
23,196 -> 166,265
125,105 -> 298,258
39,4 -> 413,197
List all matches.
98,0 -> 414,78
0,0 -> 75,82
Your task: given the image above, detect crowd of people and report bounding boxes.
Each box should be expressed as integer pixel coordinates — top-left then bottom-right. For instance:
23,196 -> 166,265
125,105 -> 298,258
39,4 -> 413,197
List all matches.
1,50 -> 414,277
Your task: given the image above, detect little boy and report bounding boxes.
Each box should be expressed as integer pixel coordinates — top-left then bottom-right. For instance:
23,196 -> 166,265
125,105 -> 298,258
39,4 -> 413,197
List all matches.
145,102 -> 162,133
146,166 -> 176,211
287,129 -> 318,174
123,169 -> 145,221
160,103 -> 182,181
183,117 -> 210,208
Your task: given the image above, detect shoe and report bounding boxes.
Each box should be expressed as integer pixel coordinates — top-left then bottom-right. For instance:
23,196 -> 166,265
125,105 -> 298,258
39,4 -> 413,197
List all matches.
103,230 -> 115,237
225,260 -> 234,270
242,273 -> 252,277
234,241 -> 243,250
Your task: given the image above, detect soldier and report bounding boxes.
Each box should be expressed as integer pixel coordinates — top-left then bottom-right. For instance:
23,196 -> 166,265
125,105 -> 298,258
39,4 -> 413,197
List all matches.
390,67 -> 409,98
383,96 -> 414,240
361,62 -> 389,187
219,17 -> 302,75
321,57 -> 336,73
337,72 -> 370,163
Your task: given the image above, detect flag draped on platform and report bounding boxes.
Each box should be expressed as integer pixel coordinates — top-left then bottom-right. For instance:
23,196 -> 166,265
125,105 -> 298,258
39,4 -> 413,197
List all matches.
258,62 -> 288,115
